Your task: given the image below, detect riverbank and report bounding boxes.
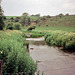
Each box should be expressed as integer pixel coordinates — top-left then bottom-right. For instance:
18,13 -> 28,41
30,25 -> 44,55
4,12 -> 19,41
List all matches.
45,31 -> 75,51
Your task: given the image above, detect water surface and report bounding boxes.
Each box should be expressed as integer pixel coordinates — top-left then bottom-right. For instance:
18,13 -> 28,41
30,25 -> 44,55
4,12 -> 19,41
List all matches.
26,38 -> 75,75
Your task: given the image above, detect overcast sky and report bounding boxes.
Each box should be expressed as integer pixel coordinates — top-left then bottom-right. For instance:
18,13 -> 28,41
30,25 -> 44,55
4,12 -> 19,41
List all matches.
1,0 -> 75,16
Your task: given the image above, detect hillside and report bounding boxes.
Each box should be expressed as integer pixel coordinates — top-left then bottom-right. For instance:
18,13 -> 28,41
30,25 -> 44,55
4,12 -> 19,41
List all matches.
5,15 -> 75,32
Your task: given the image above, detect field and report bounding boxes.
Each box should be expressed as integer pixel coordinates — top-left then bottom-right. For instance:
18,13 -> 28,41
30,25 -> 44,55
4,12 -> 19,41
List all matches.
6,16 -> 18,19
33,25 -> 75,32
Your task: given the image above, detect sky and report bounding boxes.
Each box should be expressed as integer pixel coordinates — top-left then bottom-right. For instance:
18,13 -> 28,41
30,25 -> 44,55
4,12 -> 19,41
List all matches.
1,0 -> 75,16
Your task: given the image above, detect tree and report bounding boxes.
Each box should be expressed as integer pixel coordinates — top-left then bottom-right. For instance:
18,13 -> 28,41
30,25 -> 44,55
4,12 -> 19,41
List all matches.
57,13 -> 64,18
20,12 -> 29,26
65,13 -> 69,16
0,0 -> 5,30
28,18 -> 31,25
22,12 -> 28,17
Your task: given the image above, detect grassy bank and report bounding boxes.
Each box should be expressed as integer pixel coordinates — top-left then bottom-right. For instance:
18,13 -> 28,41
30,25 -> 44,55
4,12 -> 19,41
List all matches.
33,25 -> 75,32
0,30 -> 36,74
45,31 -> 75,52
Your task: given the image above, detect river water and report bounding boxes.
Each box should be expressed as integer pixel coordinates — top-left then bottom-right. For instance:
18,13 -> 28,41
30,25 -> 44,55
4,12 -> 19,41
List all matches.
26,37 -> 75,75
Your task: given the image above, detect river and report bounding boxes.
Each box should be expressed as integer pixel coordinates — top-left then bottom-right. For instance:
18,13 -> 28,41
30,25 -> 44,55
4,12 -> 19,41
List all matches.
26,37 -> 75,75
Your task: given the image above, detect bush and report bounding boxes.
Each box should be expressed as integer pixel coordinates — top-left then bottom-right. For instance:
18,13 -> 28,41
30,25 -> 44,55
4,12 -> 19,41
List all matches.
27,25 -> 36,31
45,31 -> 75,50
6,23 -> 15,30
0,31 -> 37,74
6,23 -> 22,30
14,23 -> 21,30
65,41 -> 75,49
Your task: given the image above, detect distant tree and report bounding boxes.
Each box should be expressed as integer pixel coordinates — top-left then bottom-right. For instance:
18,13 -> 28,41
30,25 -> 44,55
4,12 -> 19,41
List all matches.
46,15 -> 51,18
35,14 -> 40,17
65,13 -> 69,16
20,17 -> 26,26
20,12 -> 29,26
0,0 -> 5,30
58,13 -> 64,18
28,18 -> 31,25
0,0 -> 4,16
41,16 -> 46,21
15,17 -> 19,22
22,12 -> 28,17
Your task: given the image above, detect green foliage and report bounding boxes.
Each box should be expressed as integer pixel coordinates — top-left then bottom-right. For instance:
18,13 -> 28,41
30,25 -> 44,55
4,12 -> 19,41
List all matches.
65,41 -> 75,49
6,22 -> 22,30
4,15 -> 75,32
31,33 -> 43,38
6,23 -> 15,30
45,31 -> 75,50
0,31 -> 37,74
0,16 -> 5,30
21,31 -> 28,38
14,23 -> 21,30
27,25 -> 36,31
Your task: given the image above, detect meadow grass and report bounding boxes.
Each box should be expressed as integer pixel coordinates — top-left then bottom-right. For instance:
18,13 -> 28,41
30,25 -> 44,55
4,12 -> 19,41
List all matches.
33,25 -> 75,32
6,16 -> 18,19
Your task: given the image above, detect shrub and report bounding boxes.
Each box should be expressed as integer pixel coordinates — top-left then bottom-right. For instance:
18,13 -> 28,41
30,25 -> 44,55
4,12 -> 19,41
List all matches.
0,31 -> 37,74
27,25 -> 36,31
65,41 -> 75,49
14,23 -> 21,30
6,23 -> 15,30
45,31 -> 75,50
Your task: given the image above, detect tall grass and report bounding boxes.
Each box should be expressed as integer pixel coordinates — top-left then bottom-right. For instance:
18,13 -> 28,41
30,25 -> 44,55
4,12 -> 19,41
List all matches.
45,31 -> 75,52
0,30 -> 37,74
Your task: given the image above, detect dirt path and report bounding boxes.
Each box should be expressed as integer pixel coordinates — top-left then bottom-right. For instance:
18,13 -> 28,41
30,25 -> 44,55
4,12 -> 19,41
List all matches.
26,38 -> 75,75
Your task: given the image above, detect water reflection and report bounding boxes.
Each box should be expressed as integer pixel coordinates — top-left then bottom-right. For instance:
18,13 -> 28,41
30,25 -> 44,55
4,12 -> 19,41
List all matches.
29,40 -> 45,46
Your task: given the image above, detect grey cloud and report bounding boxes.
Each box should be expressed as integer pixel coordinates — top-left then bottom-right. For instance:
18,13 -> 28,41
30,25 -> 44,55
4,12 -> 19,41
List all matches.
1,0 -> 75,16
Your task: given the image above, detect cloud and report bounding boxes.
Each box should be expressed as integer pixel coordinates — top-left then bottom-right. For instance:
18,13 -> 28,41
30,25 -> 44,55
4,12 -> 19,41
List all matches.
1,0 -> 75,16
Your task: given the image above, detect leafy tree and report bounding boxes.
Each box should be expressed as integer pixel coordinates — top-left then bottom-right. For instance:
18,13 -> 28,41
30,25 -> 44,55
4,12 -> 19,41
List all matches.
20,13 -> 29,26
22,12 -> 28,17
0,0 -> 5,30
57,13 -> 64,17
28,18 -> 31,25
0,16 -> 5,30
